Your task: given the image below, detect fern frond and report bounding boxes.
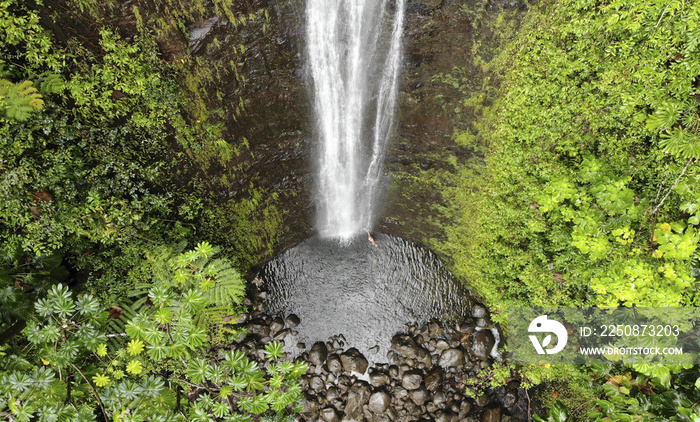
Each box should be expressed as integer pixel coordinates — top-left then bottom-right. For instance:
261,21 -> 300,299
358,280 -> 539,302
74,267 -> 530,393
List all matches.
0,79 -> 44,120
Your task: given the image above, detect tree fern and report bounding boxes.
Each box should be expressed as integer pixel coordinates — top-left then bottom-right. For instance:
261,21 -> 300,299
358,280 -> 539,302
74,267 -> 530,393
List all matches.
0,79 -> 44,120
107,242 -> 246,342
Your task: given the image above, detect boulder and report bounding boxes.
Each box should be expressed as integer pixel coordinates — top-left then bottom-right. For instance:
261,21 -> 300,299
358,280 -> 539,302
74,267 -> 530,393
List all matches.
340,348 -> 369,374
320,407 -> 340,422
409,388 -> 429,406
310,342 -> 329,366
472,330 -> 495,361
345,382 -> 370,418
425,367 -> 443,391
438,348 -> 465,368
401,370 -> 423,390
369,391 -> 391,413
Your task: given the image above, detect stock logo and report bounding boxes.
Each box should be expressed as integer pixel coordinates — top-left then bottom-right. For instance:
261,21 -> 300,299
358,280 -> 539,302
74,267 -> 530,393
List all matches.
528,315 -> 568,355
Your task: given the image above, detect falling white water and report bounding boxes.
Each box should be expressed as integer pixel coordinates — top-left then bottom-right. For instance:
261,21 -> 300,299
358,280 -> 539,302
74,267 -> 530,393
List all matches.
307,0 -> 405,240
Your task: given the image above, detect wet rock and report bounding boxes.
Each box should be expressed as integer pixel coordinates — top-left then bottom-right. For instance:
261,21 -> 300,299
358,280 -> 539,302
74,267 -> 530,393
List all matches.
269,317 -> 285,334
246,322 -> 269,337
435,411 -> 455,422
345,382 -> 370,418
429,321 -> 444,337
310,342 -> 329,366
391,334 -> 427,359
410,388 -> 429,406
273,328 -> 290,341
436,339 -> 450,350
187,16 -> 221,53
369,391 -> 391,413
340,348 -> 369,374
425,367 -> 443,391
327,386 -> 340,401
481,407 -> 501,422
285,314 -> 300,327
439,348 -> 465,368
327,354 -> 343,374
310,376 -> 325,392
433,391 -> 447,406
302,395 -> 319,415
476,395 -> 489,407
401,370 -> 423,390
320,407 -> 340,422
459,401 -> 472,419
370,371 -> 390,388
503,391 -> 517,409
472,330 -> 495,361
472,304 -> 488,319
477,317 -> 494,328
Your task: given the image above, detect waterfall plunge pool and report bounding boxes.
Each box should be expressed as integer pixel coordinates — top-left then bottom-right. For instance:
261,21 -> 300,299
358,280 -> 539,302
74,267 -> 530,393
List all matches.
259,233 -> 479,363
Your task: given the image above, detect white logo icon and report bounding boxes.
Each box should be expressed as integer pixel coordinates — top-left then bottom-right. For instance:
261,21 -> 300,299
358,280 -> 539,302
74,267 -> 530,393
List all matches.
528,315 -> 568,355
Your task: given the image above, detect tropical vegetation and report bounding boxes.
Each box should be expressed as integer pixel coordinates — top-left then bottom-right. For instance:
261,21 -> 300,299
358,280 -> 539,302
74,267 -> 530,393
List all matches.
438,0 -> 700,418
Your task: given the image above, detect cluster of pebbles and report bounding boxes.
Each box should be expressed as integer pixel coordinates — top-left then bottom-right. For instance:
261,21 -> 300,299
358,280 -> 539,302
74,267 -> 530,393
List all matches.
234,289 -> 530,422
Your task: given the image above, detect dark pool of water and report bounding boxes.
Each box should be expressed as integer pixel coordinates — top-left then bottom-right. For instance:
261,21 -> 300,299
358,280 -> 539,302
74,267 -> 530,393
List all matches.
259,233 -> 474,362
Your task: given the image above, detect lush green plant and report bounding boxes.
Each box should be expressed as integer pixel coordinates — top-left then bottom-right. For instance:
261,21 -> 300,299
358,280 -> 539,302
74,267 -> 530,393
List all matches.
0,246 -> 305,422
435,0 -> 700,416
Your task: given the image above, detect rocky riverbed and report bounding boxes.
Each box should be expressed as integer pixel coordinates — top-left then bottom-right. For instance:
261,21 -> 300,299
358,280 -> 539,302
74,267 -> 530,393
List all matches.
233,283 -> 531,422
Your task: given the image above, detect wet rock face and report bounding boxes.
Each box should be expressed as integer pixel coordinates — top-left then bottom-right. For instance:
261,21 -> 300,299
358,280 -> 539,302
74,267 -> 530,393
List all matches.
380,0 -> 527,244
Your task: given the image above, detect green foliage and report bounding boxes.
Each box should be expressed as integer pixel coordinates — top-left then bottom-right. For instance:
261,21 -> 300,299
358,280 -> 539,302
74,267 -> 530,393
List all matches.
0,79 -> 43,120
0,248 -> 305,421
440,0 -> 700,313
436,0 -> 700,416
536,364 -> 700,422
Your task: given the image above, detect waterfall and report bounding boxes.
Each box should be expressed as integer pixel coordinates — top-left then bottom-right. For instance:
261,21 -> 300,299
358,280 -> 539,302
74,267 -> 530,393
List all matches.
307,0 -> 405,240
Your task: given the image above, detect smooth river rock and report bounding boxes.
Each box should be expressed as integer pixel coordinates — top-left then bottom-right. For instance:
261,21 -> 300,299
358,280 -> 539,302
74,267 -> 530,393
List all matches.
439,348 -> 465,368
369,391 -> 391,413
401,370 -> 423,390
310,342 -> 329,366
340,348 -> 369,374
472,330 -> 495,361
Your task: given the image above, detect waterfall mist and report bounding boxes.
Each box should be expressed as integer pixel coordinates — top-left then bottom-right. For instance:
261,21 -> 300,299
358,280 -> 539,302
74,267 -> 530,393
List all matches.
306,0 -> 405,240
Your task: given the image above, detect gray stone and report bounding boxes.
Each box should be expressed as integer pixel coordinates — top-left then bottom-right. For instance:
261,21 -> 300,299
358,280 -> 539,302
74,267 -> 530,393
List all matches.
327,354 -> 343,374
391,334 -> 426,359
246,323 -> 269,337
471,330 -> 495,361
345,382 -> 370,418
433,391 -> 447,406
401,370 -> 423,390
285,313 -> 300,327
439,349 -> 465,368
436,340 -> 450,350
481,407 -> 501,422
369,391 -> 391,413
459,401 -> 472,419
472,304 -> 487,319
310,342 -> 329,366
269,317 -> 285,334
310,376 -> 325,392
320,407 -> 340,422
340,348 -> 369,374
425,367 -> 443,391
503,391 -> 517,409
476,317 -> 493,328
326,387 -> 340,401
409,388 -> 429,406
369,371 -> 390,388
